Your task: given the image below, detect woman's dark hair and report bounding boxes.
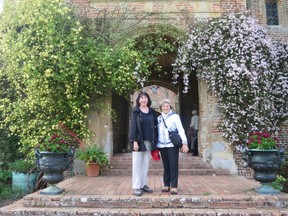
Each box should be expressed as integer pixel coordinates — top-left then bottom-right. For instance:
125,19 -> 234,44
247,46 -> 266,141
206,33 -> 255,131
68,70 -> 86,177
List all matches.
136,92 -> 152,107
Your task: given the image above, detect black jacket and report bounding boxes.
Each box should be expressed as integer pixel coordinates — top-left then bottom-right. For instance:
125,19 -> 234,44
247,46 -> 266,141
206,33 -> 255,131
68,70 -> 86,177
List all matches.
129,106 -> 158,152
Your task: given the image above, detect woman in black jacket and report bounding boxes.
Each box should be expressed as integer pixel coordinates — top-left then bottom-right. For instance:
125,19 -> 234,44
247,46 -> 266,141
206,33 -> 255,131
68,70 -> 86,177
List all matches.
129,92 -> 158,196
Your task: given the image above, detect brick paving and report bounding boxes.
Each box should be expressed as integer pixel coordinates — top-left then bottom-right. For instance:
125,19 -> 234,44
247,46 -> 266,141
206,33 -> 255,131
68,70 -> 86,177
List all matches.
1,153 -> 288,215
56,174 -> 260,196
1,174 -> 288,215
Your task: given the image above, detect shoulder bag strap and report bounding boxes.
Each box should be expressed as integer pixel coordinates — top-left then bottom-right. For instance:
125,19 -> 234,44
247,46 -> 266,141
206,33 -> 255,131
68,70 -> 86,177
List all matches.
162,115 -> 178,132
161,116 -> 168,129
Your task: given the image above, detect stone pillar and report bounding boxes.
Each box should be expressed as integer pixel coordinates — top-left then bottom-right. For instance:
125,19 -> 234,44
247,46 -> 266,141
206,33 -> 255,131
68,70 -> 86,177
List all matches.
198,80 -> 237,174
87,95 -> 113,158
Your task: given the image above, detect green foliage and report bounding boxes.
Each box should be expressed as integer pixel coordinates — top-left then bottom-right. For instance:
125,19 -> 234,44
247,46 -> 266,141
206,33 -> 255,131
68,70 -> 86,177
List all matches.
75,144 -> 109,168
0,162 -> 12,182
0,170 -> 12,182
0,0 -> 178,157
0,128 -> 22,163
8,160 -> 36,173
0,182 -> 26,199
271,175 -> 286,191
0,0 -> 94,155
134,34 -> 176,76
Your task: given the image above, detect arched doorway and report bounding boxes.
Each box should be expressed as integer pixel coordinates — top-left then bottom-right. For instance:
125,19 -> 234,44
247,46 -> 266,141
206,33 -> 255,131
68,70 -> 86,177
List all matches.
111,30 -> 199,154
112,75 -> 198,154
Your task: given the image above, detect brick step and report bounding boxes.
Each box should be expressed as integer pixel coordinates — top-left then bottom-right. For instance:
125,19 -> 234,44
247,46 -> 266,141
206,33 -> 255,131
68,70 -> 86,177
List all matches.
110,153 -> 203,162
104,153 -> 221,176
1,201 -> 287,216
109,163 -> 211,169
102,168 -> 229,175
20,194 -> 288,209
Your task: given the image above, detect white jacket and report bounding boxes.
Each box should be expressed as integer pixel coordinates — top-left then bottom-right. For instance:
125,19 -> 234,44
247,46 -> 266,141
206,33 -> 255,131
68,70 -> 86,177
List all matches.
157,111 -> 187,148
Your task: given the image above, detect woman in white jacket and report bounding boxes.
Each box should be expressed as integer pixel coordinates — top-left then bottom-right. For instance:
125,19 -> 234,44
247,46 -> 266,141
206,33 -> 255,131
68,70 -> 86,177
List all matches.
157,99 -> 189,195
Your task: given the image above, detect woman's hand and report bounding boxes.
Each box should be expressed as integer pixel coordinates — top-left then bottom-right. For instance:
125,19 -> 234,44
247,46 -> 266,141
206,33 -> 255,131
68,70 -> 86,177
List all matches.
133,141 -> 139,151
181,144 -> 189,153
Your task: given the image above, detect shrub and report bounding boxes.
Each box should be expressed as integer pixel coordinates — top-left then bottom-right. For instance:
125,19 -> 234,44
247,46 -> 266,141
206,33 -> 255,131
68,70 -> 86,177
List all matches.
8,160 -> 36,173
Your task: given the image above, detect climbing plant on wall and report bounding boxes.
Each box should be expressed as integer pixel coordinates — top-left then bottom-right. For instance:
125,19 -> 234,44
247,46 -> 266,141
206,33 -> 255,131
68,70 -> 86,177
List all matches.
0,0 -> 176,155
173,12 -> 288,143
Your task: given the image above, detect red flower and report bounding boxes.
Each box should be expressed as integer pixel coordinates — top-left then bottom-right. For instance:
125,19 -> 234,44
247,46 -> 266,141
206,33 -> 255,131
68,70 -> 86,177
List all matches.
36,124 -> 81,153
245,131 -> 279,150
261,132 -> 271,138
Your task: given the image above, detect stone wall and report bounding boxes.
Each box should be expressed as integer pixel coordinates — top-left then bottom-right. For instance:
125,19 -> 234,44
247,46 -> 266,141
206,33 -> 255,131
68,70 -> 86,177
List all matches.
86,96 -> 113,158
198,81 -> 238,174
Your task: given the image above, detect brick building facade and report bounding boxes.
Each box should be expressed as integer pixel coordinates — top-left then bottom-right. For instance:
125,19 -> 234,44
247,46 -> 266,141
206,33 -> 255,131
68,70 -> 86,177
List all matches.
70,0 -> 287,176
1,0 -> 287,176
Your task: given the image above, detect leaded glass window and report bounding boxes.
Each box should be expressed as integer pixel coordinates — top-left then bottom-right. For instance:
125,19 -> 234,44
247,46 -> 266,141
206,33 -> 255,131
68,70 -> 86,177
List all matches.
266,0 -> 279,25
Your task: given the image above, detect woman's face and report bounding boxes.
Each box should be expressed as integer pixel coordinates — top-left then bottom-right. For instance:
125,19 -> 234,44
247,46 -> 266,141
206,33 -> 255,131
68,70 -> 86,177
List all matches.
139,95 -> 148,106
161,103 -> 171,114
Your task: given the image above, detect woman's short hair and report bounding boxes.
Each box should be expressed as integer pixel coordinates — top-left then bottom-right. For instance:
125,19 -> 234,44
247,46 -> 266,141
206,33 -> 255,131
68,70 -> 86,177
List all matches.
136,92 -> 152,107
159,98 -> 173,110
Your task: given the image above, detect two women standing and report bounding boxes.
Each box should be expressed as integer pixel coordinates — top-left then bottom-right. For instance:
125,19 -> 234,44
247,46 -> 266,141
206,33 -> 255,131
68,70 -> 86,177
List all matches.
129,94 -> 188,196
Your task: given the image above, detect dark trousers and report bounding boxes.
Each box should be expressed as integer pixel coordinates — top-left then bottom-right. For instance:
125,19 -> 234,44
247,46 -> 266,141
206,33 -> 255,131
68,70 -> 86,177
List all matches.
160,147 -> 179,188
191,136 -> 198,156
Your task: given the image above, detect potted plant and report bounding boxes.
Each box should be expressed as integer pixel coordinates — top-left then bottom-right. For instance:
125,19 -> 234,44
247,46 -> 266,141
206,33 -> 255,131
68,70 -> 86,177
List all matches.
237,131 -> 285,194
75,144 -> 109,177
35,124 -> 81,195
8,160 -> 39,193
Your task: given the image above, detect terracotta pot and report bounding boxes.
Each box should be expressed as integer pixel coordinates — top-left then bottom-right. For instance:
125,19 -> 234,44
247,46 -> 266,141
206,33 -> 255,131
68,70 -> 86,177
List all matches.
86,163 -> 100,177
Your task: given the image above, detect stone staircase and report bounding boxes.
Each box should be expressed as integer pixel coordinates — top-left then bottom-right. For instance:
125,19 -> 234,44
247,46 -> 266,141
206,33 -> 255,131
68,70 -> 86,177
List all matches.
102,152 -> 230,176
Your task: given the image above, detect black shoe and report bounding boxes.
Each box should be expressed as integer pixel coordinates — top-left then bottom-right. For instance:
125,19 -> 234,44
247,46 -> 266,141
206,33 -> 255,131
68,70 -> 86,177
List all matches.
170,188 -> 178,195
134,189 -> 142,196
141,185 -> 153,193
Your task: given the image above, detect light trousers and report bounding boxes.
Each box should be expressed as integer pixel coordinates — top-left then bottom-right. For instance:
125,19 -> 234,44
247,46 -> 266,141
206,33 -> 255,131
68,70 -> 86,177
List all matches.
132,141 -> 151,189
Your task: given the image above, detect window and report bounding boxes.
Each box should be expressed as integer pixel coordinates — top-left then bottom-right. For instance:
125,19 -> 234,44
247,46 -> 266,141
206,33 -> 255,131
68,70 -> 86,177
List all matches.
246,0 -> 253,10
266,0 -> 279,25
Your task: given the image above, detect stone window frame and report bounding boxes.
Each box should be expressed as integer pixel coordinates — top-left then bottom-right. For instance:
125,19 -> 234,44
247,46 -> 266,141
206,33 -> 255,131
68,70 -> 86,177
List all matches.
265,0 -> 279,25
263,0 -> 287,27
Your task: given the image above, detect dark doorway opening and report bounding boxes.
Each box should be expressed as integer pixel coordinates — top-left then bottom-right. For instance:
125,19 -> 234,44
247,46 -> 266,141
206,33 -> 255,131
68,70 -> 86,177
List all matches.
111,33 -> 198,153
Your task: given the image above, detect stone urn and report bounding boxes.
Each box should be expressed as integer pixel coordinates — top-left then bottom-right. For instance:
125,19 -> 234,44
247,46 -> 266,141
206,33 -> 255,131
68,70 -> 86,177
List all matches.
35,150 -> 73,195
246,149 -> 284,194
